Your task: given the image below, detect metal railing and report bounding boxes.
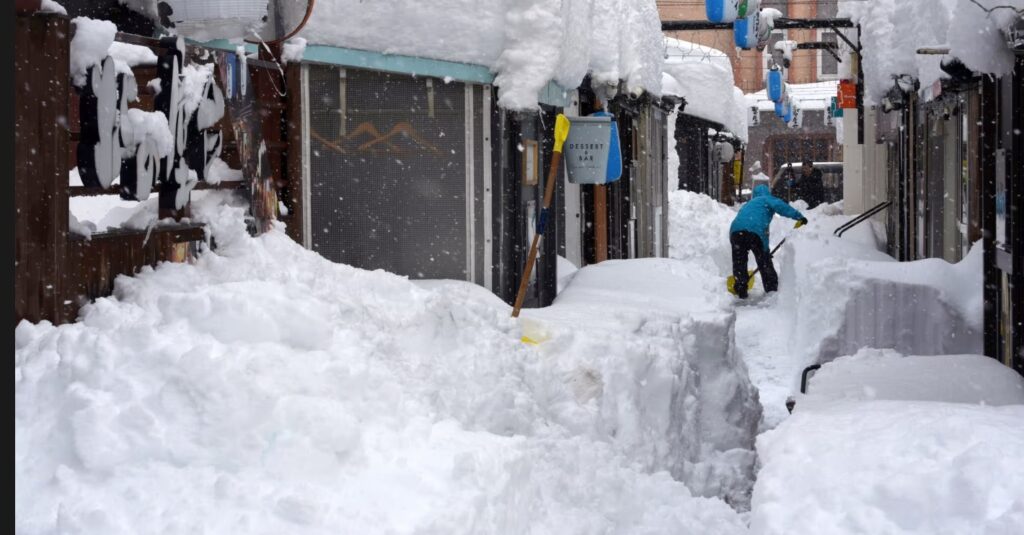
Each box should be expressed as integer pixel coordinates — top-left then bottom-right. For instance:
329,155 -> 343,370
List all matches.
833,200 -> 892,238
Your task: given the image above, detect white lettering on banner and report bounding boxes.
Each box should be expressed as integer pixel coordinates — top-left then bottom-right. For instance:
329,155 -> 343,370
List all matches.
77,57 -> 121,188
76,36 -> 228,208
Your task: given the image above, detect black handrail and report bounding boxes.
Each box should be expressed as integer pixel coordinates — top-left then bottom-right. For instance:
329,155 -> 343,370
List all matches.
833,200 -> 892,238
800,364 -> 822,394
786,363 -> 824,414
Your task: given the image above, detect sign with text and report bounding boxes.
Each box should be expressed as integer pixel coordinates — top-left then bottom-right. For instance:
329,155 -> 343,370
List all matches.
564,115 -> 621,185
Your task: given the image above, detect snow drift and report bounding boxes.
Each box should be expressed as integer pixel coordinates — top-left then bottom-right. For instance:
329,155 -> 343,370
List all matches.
779,218 -> 983,370
523,257 -> 763,509
752,348 -> 1024,535
17,195 -> 752,533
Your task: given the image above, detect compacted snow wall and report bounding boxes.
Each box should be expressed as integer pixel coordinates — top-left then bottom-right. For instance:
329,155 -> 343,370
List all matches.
779,225 -> 983,370
751,349 -> 1024,535
522,258 -> 763,509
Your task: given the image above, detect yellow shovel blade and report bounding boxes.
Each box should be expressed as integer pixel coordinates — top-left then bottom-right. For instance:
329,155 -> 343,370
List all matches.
553,114 -> 571,153
726,271 -> 757,295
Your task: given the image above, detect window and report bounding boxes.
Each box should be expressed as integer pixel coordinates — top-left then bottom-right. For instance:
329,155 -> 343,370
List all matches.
817,29 -> 839,80
761,1 -> 789,15
818,0 -> 839,18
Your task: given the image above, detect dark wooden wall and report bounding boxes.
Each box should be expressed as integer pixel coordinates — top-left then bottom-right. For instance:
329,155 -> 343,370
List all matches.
15,12 -> 212,325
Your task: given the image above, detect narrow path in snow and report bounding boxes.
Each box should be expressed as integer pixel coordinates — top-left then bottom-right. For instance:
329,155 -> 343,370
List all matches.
733,292 -> 798,431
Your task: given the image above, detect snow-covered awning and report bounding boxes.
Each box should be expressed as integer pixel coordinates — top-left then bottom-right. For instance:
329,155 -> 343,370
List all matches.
839,0 -> 1024,103
275,0 -> 665,111
661,37 -> 749,142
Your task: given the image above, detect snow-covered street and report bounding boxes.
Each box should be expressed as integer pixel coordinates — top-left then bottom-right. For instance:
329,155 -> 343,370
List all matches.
15,186 -> 1024,534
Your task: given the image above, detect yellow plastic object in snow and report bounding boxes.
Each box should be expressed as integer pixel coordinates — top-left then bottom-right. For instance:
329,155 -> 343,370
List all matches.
794,220 -> 806,228
553,114 -> 570,153
726,271 -> 757,296
519,317 -> 552,345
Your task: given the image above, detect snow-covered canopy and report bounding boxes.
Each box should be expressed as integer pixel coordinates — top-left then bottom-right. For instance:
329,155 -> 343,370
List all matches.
278,0 -> 665,110
746,81 -> 839,112
661,37 -> 749,142
839,0 -> 1024,103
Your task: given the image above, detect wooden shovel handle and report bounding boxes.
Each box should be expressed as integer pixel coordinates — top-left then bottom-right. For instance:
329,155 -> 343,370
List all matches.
511,150 -> 563,317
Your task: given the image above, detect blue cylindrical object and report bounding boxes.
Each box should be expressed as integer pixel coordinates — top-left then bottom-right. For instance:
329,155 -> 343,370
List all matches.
774,101 -> 784,117
782,101 -> 793,123
767,69 -> 783,102
706,0 -> 738,23
733,11 -> 758,49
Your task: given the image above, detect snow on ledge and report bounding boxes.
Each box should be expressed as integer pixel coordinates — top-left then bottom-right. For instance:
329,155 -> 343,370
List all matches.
662,37 -> 748,142
752,396 -> 1024,535
281,0 -> 665,110
753,347 -> 1024,534
839,0 -> 1024,103
801,348 -> 1024,406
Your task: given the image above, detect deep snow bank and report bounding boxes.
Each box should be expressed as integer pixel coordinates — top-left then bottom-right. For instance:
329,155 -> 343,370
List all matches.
779,217 -> 982,370
666,192 -> 984,426
752,349 -> 1024,534
16,197 -> 749,533
667,189 -> 738,276
801,348 -> 1024,405
521,258 -> 763,509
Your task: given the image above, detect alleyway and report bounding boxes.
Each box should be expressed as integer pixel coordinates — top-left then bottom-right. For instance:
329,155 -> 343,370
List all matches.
13,0 -> 1024,533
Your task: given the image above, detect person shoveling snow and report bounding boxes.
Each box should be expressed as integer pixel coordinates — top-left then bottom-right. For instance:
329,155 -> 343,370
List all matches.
729,184 -> 806,298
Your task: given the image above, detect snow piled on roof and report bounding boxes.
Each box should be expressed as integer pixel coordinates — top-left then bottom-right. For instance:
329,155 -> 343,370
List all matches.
753,348 -> 1024,534
839,0 -> 1024,102
283,0 -> 664,110
661,37 -> 749,142
17,196 -> 754,533
746,81 -> 838,112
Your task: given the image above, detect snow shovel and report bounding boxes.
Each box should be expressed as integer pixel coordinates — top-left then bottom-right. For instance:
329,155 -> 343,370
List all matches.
726,238 -> 786,296
512,114 -> 571,318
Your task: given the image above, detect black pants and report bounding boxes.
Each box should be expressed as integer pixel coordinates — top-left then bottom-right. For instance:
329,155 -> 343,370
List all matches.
730,231 -> 778,297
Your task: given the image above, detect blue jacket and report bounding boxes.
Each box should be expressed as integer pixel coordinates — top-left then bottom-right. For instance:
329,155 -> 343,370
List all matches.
730,185 -> 804,250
